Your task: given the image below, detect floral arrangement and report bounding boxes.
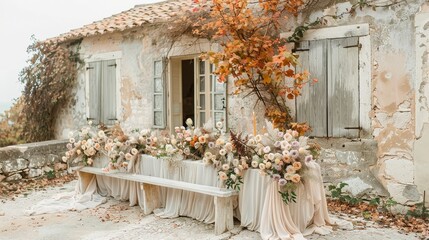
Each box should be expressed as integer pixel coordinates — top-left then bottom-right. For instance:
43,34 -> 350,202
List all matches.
63,123 -> 107,166
64,119 -> 317,204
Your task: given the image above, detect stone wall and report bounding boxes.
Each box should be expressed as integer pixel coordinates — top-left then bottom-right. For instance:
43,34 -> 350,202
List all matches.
0,140 -> 68,182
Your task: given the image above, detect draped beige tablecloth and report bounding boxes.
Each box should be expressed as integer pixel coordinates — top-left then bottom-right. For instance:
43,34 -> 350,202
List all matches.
78,155 -> 336,240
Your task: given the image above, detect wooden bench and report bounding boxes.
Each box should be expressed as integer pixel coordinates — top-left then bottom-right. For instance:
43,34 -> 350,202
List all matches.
76,166 -> 238,235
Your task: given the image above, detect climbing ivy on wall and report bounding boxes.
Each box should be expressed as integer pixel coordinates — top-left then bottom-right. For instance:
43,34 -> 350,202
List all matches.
19,37 -> 82,142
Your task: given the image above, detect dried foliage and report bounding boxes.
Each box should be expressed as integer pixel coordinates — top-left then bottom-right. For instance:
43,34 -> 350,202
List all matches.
0,99 -> 25,147
192,0 -> 313,132
19,37 -> 82,142
328,199 -> 429,239
0,173 -> 77,200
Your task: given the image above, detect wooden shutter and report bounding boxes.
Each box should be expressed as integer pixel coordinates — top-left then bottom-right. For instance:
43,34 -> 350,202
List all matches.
296,40 -> 328,137
153,59 -> 165,128
328,37 -> 359,138
210,63 -> 227,130
101,59 -> 117,125
88,61 -> 101,124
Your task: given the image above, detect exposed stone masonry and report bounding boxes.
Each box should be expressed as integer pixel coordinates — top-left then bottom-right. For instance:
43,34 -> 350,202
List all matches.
0,140 -> 69,182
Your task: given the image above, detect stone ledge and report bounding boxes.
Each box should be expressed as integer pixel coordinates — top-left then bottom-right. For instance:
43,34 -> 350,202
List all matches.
0,140 -> 69,182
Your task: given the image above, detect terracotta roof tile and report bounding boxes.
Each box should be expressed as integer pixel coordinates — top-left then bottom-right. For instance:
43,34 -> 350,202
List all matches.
52,0 -> 195,43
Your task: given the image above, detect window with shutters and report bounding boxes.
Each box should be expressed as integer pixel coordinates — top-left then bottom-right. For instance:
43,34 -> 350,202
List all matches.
295,37 -> 361,138
87,59 -> 117,125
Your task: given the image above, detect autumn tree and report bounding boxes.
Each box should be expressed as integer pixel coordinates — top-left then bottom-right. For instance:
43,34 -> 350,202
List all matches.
192,0 -> 312,133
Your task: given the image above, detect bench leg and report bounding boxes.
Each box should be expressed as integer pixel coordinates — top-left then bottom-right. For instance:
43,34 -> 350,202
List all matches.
214,196 -> 234,235
142,183 -> 161,215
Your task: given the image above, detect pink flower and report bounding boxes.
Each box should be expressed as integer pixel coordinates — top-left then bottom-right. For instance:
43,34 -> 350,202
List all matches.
278,178 -> 287,186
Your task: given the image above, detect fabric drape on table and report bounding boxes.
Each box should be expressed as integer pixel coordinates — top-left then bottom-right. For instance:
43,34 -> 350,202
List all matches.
239,169 -> 271,231
141,156 -> 219,223
260,161 -> 336,240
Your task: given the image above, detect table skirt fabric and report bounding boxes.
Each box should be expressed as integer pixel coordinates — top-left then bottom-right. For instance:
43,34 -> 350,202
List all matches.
79,155 -> 334,240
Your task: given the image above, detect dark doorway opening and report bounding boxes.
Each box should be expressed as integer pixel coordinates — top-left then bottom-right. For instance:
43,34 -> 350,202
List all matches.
181,59 -> 194,126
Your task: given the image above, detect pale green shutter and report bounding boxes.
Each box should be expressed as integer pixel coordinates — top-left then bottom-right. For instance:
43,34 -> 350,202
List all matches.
296,40 -> 328,137
153,59 -> 165,128
327,37 -> 359,138
101,59 -> 117,125
88,61 -> 101,124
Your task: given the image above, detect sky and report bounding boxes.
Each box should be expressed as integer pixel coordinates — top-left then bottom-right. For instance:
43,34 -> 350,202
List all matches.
0,0 -> 163,105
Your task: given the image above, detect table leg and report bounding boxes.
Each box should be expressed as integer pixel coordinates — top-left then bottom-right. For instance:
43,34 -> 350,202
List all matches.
214,196 -> 234,235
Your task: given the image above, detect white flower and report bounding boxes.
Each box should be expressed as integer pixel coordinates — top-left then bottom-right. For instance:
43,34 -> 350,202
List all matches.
254,135 -> 262,143
232,158 -> 239,167
194,142 -> 201,149
268,153 -> 275,160
62,156 -> 68,162
263,146 -> 271,153
204,152 -> 213,158
248,139 -> 256,145
219,149 -> 227,156
171,138 -> 177,145
283,133 -> 293,141
88,120 -> 93,126
222,164 -> 230,171
131,148 -> 139,155
186,118 -> 193,127
234,167 -> 241,175
87,158 -> 93,165
216,121 -> 223,129
230,174 -> 237,182
259,163 -> 266,170
265,162 -> 272,169
184,147 -> 191,155
251,160 -> 259,168
299,147 -> 307,155
69,138 -> 75,144
98,130 -> 105,138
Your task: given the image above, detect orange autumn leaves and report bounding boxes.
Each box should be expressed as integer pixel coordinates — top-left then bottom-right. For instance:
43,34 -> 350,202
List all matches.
192,0 -> 312,132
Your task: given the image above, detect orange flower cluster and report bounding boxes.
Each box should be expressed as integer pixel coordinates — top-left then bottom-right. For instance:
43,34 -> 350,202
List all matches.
193,0 -> 311,132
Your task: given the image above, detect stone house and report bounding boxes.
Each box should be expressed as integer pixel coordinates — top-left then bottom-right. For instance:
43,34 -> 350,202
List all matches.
52,0 -> 429,205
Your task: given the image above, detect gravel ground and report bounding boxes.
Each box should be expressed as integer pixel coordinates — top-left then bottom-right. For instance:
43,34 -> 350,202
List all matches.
0,180 -> 423,240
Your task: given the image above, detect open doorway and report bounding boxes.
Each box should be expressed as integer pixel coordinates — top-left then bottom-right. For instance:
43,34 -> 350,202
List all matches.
181,59 -> 194,126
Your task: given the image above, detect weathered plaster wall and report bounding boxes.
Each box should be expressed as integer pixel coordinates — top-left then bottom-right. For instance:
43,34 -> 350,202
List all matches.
288,1 -> 428,204
414,3 -> 429,204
